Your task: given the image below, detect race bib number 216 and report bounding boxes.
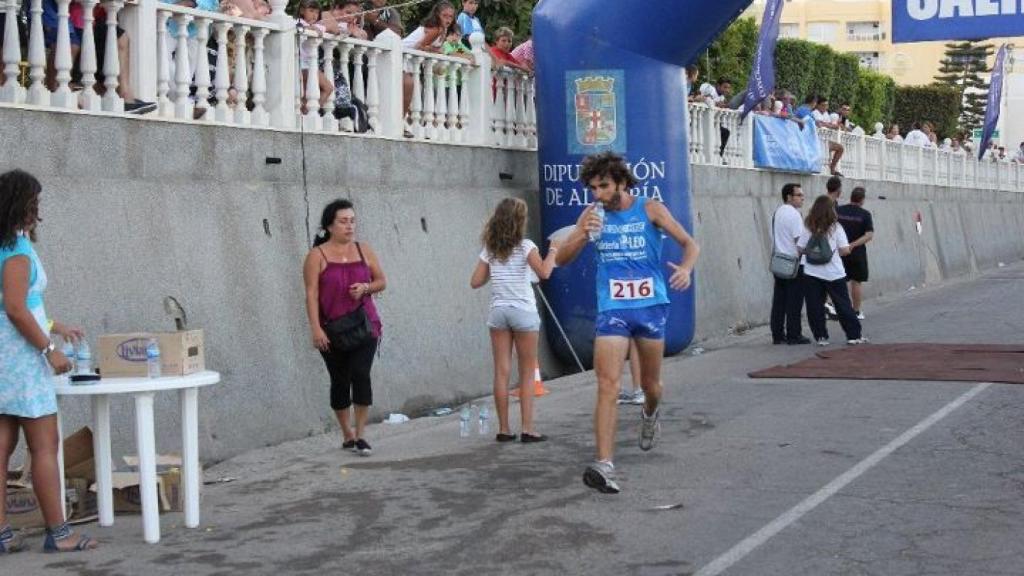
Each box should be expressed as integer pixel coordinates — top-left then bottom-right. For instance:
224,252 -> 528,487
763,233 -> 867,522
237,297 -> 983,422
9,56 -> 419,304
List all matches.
610,278 -> 654,300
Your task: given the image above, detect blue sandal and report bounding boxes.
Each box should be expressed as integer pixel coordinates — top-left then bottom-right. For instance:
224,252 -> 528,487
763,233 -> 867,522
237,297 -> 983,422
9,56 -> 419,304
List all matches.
42,522 -> 96,553
0,525 -> 25,554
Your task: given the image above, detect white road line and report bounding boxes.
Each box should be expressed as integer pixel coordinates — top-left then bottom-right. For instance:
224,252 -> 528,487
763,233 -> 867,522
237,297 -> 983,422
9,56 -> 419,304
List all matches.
694,381 -> 992,576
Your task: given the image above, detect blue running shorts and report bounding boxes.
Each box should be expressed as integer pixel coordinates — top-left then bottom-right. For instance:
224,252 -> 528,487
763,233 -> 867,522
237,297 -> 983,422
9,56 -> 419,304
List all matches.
594,304 -> 669,340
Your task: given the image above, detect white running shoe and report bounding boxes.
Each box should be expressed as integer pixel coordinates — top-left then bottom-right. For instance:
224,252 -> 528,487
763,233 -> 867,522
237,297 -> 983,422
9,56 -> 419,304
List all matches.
630,389 -> 646,405
583,461 -> 621,494
856,311 -> 866,320
816,338 -> 830,346
616,390 -> 633,405
847,337 -> 870,345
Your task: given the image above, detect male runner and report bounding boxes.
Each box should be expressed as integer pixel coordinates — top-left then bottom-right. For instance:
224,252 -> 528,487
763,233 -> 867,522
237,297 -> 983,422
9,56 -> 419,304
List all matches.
555,152 -> 700,494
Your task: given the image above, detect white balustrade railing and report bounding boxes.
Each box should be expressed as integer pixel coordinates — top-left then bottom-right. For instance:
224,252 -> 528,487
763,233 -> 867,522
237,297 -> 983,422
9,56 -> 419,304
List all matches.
155,4 -> 275,126
685,104 -> 1024,192
0,7 -> 532,149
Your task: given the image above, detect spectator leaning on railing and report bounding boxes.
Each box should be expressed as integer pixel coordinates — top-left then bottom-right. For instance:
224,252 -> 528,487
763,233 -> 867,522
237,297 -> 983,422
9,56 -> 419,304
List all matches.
903,122 -> 930,147
886,123 -> 903,142
811,96 -> 845,177
456,0 -> 483,45
400,1 -> 457,126
296,0 -> 334,113
685,65 -> 700,102
324,0 -> 369,39
489,27 -> 530,73
81,2 -> 156,113
362,0 -> 404,40
510,37 -> 534,73
699,78 -> 733,164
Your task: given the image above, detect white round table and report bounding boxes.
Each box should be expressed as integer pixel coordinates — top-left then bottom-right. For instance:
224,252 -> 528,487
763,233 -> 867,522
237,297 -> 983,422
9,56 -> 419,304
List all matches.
55,371 -> 220,544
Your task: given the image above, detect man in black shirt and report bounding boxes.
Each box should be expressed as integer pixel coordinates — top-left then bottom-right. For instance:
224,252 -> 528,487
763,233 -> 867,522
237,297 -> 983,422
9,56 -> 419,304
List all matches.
837,187 -> 874,319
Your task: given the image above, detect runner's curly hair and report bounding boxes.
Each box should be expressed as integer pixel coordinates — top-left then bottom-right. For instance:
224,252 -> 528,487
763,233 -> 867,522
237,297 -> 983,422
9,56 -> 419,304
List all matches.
804,194 -> 838,236
482,198 -> 527,263
0,170 -> 42,248
579,152 -> 636,188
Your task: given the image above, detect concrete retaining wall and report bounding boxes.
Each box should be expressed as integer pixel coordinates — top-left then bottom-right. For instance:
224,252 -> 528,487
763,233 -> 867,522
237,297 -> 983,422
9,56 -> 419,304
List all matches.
690,166 -> 1024,338
2,107 -> 1022,463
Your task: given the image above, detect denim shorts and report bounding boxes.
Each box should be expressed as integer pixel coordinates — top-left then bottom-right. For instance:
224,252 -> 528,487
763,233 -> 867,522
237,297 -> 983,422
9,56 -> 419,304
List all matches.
487,306 -> 541,332
595,304 -> 669,340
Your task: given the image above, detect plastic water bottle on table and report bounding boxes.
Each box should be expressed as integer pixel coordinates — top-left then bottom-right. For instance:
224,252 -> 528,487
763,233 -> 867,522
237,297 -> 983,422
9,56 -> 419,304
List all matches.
75,341 -> 92,375
146,338 -> 162,379
459,405 -> 471,438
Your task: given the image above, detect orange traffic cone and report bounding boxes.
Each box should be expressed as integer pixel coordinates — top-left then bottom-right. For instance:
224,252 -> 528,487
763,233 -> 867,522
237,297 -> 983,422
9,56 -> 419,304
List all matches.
512,365 -> 549,397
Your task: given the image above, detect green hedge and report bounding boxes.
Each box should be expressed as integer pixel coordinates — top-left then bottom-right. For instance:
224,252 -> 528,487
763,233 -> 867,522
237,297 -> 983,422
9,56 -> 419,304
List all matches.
807,44 -> 836,102
832,54 -> 860,108
771,38 -> 895,127
894,85 -> 961,139
774,38 -> 815,101
851,71 -> 888,130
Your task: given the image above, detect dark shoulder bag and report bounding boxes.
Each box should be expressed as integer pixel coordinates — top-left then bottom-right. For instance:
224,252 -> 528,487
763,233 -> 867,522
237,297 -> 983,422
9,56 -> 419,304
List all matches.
321,243 -> 375,352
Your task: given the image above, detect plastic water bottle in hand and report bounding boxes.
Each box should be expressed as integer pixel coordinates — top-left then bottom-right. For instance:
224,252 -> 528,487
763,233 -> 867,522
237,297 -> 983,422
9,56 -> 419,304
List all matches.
61,340 -> 76,374
146,338 -> 162,379
75,341 -> 93,375
588,202 -> 605,243
478,405 -> 490,435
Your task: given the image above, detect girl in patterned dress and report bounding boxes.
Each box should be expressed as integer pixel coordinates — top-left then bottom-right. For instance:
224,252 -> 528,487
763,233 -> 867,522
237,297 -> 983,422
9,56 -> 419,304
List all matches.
0,170 -> 96,553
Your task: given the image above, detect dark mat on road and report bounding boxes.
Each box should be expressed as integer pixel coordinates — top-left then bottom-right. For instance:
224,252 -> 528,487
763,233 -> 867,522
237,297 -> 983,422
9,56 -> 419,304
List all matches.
749,344 -> 1024,384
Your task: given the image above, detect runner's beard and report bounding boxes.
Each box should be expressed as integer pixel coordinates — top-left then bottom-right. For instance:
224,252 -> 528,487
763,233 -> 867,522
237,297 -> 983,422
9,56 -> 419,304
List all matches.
604,189 -> 625,211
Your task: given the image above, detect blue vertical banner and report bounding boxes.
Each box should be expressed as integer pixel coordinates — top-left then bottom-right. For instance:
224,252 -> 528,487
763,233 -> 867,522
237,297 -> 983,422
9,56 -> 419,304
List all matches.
533,0 -> 754,367
978,44 -> 1008,161
741,0 -> 784,120
893,1 -> 1024,43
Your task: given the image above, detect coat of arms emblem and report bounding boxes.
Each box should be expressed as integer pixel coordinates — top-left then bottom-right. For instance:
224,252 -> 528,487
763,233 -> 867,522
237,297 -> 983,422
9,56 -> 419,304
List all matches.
574,76 -> 617,147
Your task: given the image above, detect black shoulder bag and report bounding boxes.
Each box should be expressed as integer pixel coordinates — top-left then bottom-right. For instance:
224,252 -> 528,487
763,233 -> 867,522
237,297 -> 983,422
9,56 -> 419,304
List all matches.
321,243 -> 375,351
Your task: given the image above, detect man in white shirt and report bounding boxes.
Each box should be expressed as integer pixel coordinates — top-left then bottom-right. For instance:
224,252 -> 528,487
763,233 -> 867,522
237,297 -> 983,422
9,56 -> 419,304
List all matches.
811,97 -> 845,176
700,78 -> 733,164
770,184 -> 810,345
903,122 -> 930,147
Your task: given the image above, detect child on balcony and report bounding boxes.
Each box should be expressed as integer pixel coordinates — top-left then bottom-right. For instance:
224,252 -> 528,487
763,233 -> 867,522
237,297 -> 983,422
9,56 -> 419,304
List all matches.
296,0 -> 333,114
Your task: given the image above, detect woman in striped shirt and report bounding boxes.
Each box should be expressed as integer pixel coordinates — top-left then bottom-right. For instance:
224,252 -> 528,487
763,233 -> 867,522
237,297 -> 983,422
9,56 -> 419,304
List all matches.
471,198 -> 557,443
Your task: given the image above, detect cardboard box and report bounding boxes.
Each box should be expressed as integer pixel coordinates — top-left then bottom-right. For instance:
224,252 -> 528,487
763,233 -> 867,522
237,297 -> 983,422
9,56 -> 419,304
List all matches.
109,454 -> 196,514
98,330 -> 204,378
4,478 -> 89,530
6,427 -> 100,529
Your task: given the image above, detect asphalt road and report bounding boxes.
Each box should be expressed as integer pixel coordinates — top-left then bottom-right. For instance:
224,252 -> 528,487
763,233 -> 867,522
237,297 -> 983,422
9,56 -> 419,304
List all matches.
7,263 -> 1024,576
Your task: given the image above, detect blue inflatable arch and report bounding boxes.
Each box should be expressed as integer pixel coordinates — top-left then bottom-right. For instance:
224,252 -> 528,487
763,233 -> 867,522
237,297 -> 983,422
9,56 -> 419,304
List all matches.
533,0 -> 754,366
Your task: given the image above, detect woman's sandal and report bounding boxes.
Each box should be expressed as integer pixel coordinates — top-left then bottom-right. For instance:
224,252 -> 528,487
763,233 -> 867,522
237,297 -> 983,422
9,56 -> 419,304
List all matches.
495,433 -> 517,442
0,525 -> 25,554
520,433 -> 548,443
42,522 -> 97,553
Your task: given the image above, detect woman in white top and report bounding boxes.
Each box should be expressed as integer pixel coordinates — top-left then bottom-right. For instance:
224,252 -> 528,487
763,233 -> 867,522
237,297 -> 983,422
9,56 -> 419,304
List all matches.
471,198 -> 557,443
401,1 -> 456,123
797,195 -> 865,346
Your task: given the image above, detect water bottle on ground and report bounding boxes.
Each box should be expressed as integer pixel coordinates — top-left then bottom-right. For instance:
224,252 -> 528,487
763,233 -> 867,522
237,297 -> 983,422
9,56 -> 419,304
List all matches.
478,405 -> 490,435
588,202 -> 605,243
146,338 -> 162,379
61,340 -> 76,374
75,341 -> 92,375
459,406 -> 471,438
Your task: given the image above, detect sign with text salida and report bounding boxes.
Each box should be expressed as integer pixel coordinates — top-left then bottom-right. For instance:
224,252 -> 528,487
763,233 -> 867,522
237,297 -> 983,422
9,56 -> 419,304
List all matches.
893,0 -> 1024,43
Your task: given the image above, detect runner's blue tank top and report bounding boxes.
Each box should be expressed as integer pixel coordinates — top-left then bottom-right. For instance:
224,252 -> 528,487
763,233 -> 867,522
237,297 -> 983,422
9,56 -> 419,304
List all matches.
595,196 -> 670,312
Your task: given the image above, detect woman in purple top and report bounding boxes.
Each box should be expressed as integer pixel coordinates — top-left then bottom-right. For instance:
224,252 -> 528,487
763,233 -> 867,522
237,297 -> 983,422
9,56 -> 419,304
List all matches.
303,199 -> 386,456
